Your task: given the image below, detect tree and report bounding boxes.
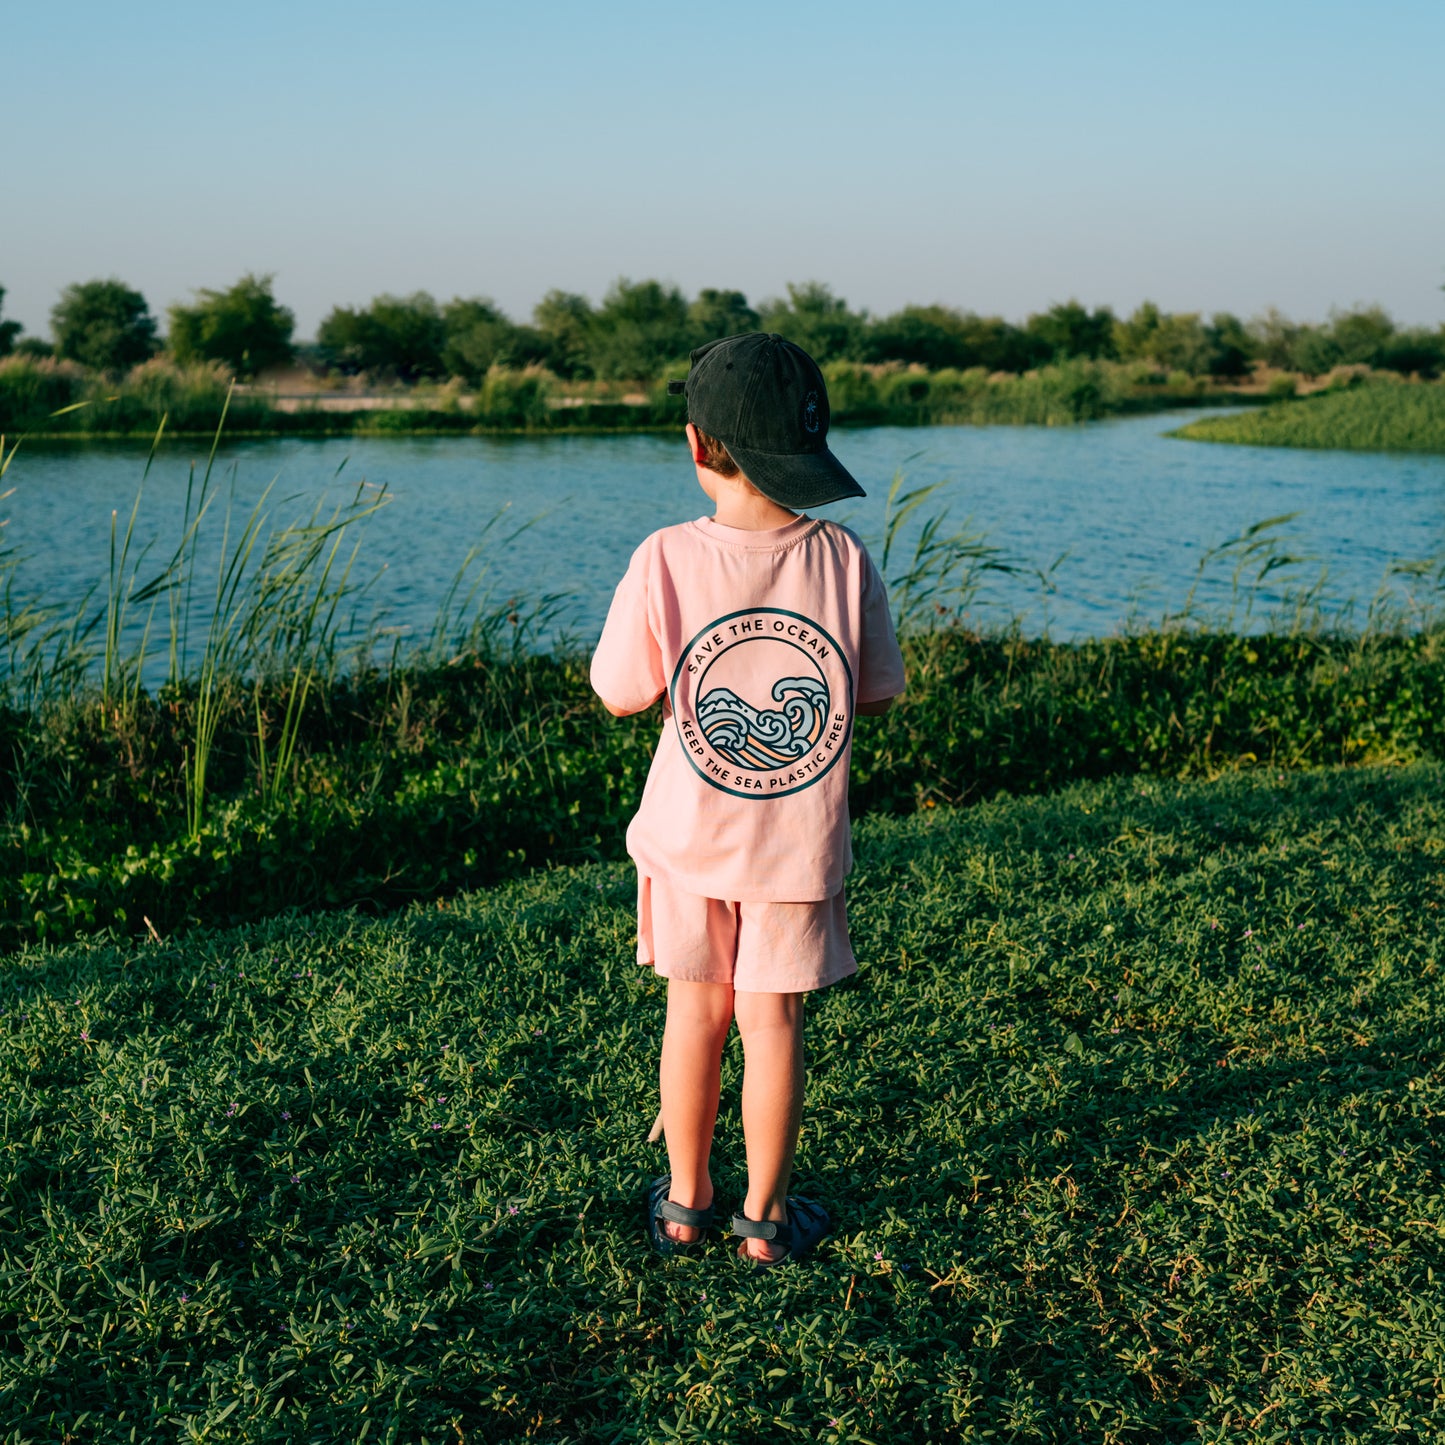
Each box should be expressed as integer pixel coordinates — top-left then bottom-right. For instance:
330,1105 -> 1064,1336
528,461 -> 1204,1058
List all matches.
1328,305 -> 1394,367
1288,326 -> 1341,378
1116,302 -> 1244,376
1205,313 -> 1253,378
0,286 -> 21,357
168,273 -> 295,378
532,291 -> 595,379
866,305 -> 973,369
757,282 -> 864,363
51,278 -> 157,372
1376,327 -> 1445,379
1246,309 -> 1302,370
439,297 -> 521,383
589,278 -> 693,380
689,289 -> 760,344
1114,301 -> 1164,362
1025,300 -> 1118,361
316,293 -> 446,380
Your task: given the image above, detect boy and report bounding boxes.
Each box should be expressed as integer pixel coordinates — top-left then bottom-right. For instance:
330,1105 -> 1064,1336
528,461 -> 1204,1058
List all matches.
590,333 -> 905,1266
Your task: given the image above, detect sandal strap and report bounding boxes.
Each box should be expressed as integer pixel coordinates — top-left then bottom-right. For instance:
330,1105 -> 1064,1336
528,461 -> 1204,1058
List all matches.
656,1199 -> 713,1228
731,1212 -> 782,1241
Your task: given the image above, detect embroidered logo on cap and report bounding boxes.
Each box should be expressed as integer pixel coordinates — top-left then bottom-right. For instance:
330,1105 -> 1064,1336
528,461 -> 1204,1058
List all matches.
803,390 -> 820,434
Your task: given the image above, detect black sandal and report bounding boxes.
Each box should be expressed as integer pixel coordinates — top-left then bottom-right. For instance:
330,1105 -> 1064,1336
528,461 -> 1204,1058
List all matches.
732,1195 -> 830,1268
646,1174 -> 715,1257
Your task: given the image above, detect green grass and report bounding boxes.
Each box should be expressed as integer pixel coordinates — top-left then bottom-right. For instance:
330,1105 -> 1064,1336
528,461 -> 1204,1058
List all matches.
1172,381 -> 1445,452
2,762 -> 1442,1442
6,626 -> 1443,949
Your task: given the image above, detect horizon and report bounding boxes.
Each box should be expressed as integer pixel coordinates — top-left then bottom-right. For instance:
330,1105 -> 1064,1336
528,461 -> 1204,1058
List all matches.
5,0 -> 1444,339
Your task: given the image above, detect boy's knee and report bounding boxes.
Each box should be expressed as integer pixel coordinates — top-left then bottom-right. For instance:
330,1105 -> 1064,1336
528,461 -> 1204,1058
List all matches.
666,979 -> 735,1037
733,989 -> 804,1039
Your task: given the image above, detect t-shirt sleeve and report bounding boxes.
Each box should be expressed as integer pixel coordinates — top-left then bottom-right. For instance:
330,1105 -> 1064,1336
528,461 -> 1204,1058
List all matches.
856,547 -> 906,704
590,541 -> 666,714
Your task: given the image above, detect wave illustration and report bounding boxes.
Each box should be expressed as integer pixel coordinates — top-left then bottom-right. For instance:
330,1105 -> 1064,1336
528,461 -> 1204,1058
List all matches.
697,676 -> 830,770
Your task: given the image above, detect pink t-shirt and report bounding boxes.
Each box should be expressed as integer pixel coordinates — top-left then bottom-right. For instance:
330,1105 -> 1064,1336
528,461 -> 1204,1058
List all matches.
590,514 -> 905,902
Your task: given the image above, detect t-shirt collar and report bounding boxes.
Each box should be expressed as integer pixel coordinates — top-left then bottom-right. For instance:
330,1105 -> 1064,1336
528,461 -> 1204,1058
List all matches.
694,513 -> 818,548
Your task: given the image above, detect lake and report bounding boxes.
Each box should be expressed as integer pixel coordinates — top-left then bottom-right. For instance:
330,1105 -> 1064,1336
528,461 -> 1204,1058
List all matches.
8,412 -> 1444,666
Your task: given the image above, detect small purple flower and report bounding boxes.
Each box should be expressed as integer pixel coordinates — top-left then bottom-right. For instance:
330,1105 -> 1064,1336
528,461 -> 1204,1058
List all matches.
430,1123 -> 441,1131
484,1282 -> 494,1291
1297,923 -> 1306,931
281,1111 -> 291,1120
699,1291 -> 707,1301
507,1204 -> 519,1216
179,1292 -> 189,1302
79,1029 -> 91,1042
830,1420 -> 841,1429
1243,928 -> 1254,938
874,1250 -> 884,1261
533,1028 -> 544,1037
290,1174 -> 300,1183
226,1104 -> 237,1117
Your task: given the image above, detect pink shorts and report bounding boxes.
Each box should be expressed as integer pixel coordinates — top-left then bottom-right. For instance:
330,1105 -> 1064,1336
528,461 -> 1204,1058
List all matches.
636,872 -> 856,994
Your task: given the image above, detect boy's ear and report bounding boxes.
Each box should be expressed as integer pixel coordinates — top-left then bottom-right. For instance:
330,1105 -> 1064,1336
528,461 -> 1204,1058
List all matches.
684,422 -> 707,465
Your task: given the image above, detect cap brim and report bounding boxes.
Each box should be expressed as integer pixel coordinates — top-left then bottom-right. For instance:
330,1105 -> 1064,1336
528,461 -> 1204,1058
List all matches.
723,442 -> 866,508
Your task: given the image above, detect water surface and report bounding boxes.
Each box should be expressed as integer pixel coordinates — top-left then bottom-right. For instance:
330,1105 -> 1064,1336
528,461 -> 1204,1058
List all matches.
10,413 -> 1444,661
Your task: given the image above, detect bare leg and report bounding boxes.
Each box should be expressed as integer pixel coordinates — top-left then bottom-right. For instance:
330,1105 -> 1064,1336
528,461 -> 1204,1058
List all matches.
733,989 -> 805,1263
659,979 -> 734,1242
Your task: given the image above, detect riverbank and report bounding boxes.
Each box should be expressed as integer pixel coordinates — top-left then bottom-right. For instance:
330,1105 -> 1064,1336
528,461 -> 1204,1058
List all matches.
5,626 -> 1441,948
1172,377 -> 1445,452
0,356 -> 1269,438
3,761 -> 1441,1440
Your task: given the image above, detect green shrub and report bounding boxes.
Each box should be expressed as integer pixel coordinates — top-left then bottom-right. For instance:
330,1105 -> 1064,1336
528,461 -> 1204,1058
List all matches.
0,356 -> 85,430
474,365 -> 553,428
3,624 -> 1440,948
1174,379 -> 1445,452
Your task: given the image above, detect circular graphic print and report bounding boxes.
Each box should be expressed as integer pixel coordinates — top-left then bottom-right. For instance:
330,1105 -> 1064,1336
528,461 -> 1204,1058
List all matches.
669,608 -> 854,799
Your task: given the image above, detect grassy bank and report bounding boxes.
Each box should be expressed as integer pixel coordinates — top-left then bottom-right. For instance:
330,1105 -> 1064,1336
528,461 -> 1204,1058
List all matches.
0,356 -> 1260,438
4,627 -> 1442,949
1,763 -> 1441,1441
1172,379 -> 1445,453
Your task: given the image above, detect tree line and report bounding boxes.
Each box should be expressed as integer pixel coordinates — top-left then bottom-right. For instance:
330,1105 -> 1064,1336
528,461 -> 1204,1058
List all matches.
2,275 -> 1442,384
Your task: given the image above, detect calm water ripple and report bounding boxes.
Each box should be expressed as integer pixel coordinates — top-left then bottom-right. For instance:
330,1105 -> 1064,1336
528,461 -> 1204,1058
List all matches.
11,411 -> 1445,662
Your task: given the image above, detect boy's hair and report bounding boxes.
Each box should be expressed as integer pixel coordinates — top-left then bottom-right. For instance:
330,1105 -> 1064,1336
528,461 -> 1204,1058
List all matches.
696,428 -> 740,479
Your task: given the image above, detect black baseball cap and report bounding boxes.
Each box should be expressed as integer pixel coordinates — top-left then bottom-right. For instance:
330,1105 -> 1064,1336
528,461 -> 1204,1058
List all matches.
666,332 -> 866,508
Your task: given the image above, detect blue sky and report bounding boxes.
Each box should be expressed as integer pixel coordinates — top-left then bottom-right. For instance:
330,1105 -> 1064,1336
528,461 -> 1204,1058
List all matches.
5,0 -> 1443,338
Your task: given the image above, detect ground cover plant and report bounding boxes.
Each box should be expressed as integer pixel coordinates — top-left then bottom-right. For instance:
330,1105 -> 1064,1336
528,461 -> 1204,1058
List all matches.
0,762 -> 1441,1441
1173,379 -> 1445,453
4,626 -> 1442,950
